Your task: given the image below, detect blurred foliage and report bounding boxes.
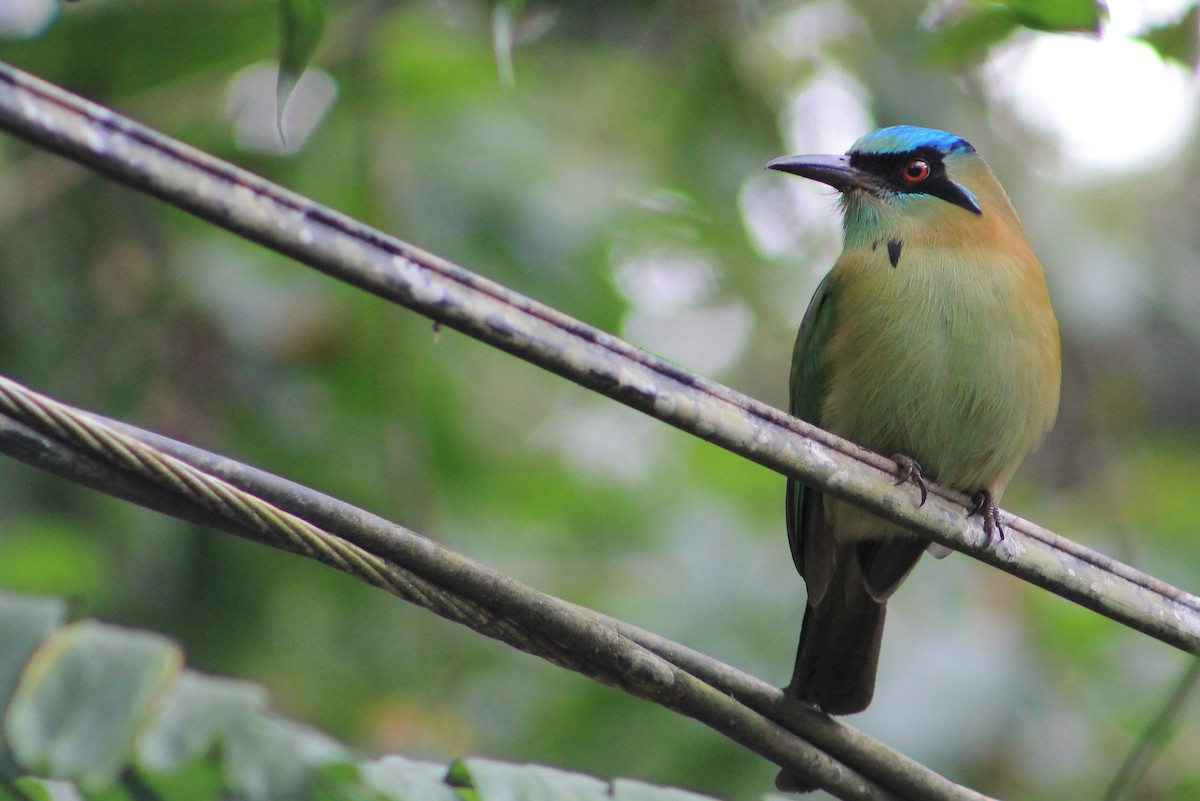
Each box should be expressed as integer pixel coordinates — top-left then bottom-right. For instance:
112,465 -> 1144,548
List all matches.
0,589 -> 725,801
277,0 -> 329,121
1138,4 -> 1200,67
928,0 -> 1105,66
1003,0 -> 1104,32
0,1 -> 1197,800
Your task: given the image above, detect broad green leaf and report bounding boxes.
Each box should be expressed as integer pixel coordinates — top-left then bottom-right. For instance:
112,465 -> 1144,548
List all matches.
10,777 -> 84,801
1002,0 -> 1103,32
0,593 -> 66,718
927,0 -> 1101,63
454,759 -> 610,801
135,670 -> 269,774
925,4 -> 1020,65
0,5 -> 276,97
1139,5 -> 1200,67
315,761 -> 390,801
277,0 -> 328,133
359,756 -> 459,801
612,780 -> 721,801
133,753 -> 224,801
223,714 -> 347,801
5,621 -> 181,790
81,779 -> 138,801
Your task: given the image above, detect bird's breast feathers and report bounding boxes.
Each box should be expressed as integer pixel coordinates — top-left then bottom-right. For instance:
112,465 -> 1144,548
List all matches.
820,234 -> 1060,497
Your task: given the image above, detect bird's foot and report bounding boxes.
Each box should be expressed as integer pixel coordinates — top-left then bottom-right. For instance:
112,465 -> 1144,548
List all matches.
890,453 -> 928,507
969,489 -> 1004,544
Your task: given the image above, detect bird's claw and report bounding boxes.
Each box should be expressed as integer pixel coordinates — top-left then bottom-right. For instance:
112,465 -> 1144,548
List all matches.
891,453 -> 928,507
969,489 -> 1004,545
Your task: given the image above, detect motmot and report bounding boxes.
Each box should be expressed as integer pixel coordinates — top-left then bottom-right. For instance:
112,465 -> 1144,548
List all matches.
767,126 -> 1061,717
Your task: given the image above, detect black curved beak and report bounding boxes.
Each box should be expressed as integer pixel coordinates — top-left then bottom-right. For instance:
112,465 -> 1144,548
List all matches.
767,154 -> 869,193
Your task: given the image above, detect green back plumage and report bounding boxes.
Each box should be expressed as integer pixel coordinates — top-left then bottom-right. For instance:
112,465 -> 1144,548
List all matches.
785,272 -> 839,589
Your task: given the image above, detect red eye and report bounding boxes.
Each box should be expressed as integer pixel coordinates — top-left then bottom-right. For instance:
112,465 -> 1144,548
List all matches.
901,159 -> 930,183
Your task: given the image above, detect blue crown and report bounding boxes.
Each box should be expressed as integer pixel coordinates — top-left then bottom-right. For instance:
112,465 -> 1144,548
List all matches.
850,126 -> 974,156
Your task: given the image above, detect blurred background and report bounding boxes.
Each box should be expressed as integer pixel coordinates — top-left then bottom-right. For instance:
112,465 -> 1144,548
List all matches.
0,0 -> 1198,798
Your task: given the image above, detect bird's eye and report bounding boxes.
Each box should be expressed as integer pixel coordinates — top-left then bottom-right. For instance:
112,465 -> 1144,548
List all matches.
901,159 -> 930,183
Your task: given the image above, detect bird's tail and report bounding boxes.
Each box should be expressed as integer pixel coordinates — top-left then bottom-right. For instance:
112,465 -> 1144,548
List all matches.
785,583 -> 885,716
775,588 -> 886,793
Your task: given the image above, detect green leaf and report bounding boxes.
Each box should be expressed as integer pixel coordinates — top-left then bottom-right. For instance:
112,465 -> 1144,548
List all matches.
359,756 -> 459,801
135,671 -> 269,774
222,715 -> 347,801
0,593 -> 66,720
1139,5 -> 1200,67
277,0 -> 329,134
5,621 -> 181,790
1002,0 -> 1104,33
926,0 -> 1104,64
490,0 -> 525,89
10,777 -> 84,801
315,761 -> 391,801
925,4 -> 1021,65
0,591 -> 756,801
454,759 -> 611,801
611,779 -> 721,801
133,753 -> 225,801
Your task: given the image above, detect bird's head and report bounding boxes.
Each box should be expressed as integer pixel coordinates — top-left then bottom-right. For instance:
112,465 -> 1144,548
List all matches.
768,126 -> 1017,248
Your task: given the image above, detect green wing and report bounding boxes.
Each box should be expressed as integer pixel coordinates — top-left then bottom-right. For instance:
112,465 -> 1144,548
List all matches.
786,270 -> 840,599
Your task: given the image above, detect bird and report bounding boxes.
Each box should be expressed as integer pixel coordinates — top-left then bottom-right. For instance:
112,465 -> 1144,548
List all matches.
766,126 -> 1061,720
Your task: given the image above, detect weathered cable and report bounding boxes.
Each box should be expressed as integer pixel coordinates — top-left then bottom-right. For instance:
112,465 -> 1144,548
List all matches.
0,374 -> 914,801
82,408 -> 989,801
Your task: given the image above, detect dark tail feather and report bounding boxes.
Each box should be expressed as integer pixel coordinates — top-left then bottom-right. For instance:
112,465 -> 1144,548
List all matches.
777,540 -> 924,792
785,587 -> 886,716
775,594 -> 886,793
